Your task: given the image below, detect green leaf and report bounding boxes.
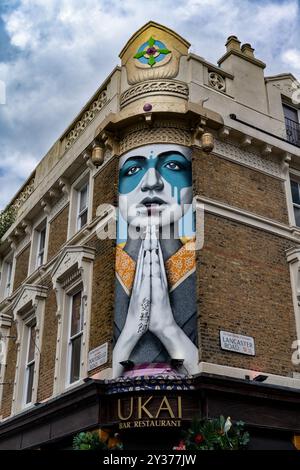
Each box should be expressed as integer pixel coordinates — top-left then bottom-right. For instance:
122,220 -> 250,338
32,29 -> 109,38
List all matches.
148,56 -> 156,67
148,36 -> 155,47
157,48 -> 171,55
134,51 -> 145,59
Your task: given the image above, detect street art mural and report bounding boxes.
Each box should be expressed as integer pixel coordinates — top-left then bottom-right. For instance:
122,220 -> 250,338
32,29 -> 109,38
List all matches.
113,144 -> 197,377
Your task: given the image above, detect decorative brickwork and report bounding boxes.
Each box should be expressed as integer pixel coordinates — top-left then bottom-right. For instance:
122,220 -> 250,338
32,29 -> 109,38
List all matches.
119,120 -> 191,154
11,177 -> 35,213
214,139 -> 282,178
64,89 -> 107,150
120,80 -> 189,108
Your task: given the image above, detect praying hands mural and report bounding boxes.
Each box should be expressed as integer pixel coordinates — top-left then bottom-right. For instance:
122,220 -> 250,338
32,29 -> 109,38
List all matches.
113,144 -> 198,377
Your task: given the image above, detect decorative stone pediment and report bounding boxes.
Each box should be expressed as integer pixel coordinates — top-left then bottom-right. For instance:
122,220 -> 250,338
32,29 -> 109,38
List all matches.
51,245 -> 95,285
52,246 -> 95,395
51,246 -> 95,320
12,284 -> 48,350
119,21 -> 190,85
266,73 -> 300,103
12,284 -> 48,318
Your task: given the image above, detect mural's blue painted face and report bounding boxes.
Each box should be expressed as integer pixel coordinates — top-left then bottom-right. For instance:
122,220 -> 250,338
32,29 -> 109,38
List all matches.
119,144 -> 193,228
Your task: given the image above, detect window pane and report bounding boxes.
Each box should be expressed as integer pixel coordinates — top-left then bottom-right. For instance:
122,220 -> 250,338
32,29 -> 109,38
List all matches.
71,291 -> 82,337
70,335 -> 81,383
37,252 -> 44,267
79,185 -> 88,212
27,326 -> 36,363
5,261 -> 12,294
291,181 -> 300,205
26,363 -> 34,404
294,207 -> 300,227
39,227 -> 46,251
283,104 -> 298,122
79,209 -> 88,228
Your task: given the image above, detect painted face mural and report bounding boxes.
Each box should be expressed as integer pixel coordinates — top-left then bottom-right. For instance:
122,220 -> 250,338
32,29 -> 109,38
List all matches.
113,144 -> 198,378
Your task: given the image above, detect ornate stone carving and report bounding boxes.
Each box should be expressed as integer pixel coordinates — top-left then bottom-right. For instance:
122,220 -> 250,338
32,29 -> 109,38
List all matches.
120,80 -> 189,108
52,246 -> 95,286
120,22 -> 190,85
214,139 -> 282,178
12,284 -> 48,335
273,82 -> 296,96
11,177 -> 35,212
65,89 -> 107,150
61,269 -> 81,290
119,120 -> 191,154
208,71 -> 226,92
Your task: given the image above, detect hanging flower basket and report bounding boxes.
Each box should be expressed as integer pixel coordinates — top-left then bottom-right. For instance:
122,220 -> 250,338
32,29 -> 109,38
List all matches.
174,415 -> 250,450
73,428 -> 123,450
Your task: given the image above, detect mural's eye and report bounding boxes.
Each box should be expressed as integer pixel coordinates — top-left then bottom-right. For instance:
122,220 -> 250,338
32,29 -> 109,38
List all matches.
126,166 -> 141,176
165,162 -> 181,171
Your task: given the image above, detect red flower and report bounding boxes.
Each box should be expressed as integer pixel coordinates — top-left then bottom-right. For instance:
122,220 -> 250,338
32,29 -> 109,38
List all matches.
173,440 -> 186,450
194,434 -> 204,444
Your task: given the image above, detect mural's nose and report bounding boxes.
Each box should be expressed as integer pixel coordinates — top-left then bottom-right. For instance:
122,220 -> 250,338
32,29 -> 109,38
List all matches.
141,168 -> 164,191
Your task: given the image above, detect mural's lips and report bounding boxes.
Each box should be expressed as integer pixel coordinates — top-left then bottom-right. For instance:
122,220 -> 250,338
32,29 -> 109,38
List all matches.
137,197 -> 166,216
139,197 -> 166,206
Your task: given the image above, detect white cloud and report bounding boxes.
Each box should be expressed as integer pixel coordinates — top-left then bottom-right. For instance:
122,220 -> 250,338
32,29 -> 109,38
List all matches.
0,0 -> 299,209
282,49 -> 300,72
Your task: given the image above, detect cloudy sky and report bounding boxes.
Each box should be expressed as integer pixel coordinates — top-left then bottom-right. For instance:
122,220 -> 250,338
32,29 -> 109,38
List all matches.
0,0 -> 299,209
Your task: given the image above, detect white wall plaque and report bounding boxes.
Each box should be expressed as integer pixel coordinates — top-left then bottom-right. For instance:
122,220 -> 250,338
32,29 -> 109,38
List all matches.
220,331 -> 255,356
88,342 -> 108,371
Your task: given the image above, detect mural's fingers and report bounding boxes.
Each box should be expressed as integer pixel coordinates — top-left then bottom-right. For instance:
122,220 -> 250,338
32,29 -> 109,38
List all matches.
151,247 -> 161,278
144,223 -> 151,251
134,240 -> 145,290
150,224 -> 158,251
157,240 -> 168,288
142,250 -> 151,287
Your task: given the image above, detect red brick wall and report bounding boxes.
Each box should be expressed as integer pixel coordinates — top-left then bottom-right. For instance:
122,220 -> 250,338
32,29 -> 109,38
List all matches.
47,205 -> 69,261
0,323 -> 17,418
13,244 -> 30,291
192,149 -> 289,224
197,213 -> 298,376
87,236 -> 116,375
37,276 -> 58,402
92,156 -> 118,218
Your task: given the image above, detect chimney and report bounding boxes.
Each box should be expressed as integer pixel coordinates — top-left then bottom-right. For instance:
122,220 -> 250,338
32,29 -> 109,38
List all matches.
241,43 -> 255,59
225,35 -> 241,53
217,36 -> 267,113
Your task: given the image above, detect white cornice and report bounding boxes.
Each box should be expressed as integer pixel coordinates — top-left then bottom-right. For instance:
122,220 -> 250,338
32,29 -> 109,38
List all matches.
196,195 -> 300,242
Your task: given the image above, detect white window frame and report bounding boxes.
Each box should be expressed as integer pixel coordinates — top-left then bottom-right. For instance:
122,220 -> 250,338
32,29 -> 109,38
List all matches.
287,248 -> 300,345
0,253 -> 16,301
52,246 -> 95,396
28,216 -> 49,275
37,226 -> 47,267
288,172 -> 300,227
11,285 -> 47,415
66,287 -> 84,386
23,320 -> 36,406
0,313 -> 12,414
77,182 -> 89,231
67,170 -> 93,239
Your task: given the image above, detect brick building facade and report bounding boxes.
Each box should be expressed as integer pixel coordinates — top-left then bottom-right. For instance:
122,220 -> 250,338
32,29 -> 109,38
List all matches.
0,22 -> 300,449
